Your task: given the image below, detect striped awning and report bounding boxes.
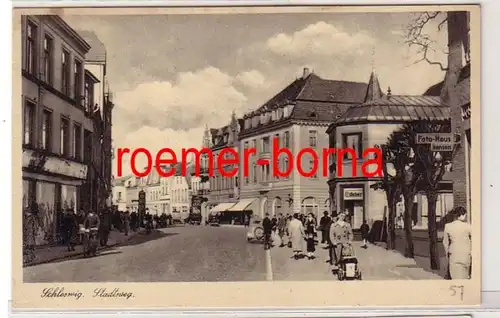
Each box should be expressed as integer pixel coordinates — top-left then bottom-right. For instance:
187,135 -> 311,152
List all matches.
227,198 -> 259,212
210,202 -> 236,213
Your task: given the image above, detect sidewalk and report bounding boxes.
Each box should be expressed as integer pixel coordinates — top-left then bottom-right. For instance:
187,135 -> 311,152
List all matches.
270,241 -> 442,281
23,229 -> 141,267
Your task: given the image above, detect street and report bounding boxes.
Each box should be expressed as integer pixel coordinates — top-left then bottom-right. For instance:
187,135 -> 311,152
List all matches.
24,226 -> 267,282
24,226 -> 441,283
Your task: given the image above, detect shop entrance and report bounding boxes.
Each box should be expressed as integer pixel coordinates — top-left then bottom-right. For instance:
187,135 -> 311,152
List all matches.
341,187 -> 364,229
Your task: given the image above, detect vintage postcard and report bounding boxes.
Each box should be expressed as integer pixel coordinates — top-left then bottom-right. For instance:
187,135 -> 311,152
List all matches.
12,4 -> 480,310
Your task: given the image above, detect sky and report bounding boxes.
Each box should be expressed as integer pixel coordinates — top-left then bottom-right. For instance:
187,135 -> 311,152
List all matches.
63,11 -> 449,177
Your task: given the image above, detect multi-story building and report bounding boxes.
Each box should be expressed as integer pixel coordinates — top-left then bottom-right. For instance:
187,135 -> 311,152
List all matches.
170,171 -> 190,222
124,176 -> 139,212
326,72 -> 453,230
21,15 -> 98,245
206,112 -> 241,223
77,31 -> 114,210
111,176 -> 130,211
233,68 -> 369,220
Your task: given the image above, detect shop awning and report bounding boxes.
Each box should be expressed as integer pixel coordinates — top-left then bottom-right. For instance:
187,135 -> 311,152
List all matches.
210,202 -> 236,213
227,198 -> 259,212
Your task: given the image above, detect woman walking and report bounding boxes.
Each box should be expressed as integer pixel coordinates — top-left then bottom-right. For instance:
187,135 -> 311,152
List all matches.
304,213 -> 316,259
443,206 -> 472,279
288,213 -> 305,259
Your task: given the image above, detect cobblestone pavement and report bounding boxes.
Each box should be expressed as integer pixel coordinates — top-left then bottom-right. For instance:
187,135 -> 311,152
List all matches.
23,225 -> 267,282
270,241 -> 443,281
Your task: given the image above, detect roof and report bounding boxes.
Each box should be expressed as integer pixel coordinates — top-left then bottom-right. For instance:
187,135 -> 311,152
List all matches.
333,95 -> 449,126
77,30 -> 107,62
247,73 -> 368,117
113,176 -> 131,186
423,63 -> 471,96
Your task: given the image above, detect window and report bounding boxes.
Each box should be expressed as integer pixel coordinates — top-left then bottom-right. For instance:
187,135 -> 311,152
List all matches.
73,123 -> 82,160
262,137 -> 270,153
117,192 -> 122,201
25,20 -> 37,75
61,49 -> 71,95
310,159 -> 318,179
43,35 -> 53,84
23,101 -> 35,146
41,109 -> 52,151
309,130 -> 317,147
283,157 -> 289,179
74,60 -> 83,104
253,164 -> 258,183
274,134 -> 280,148
60,117 -> 70,156
283,131 -> 290,148
341,133 -> 362,160
83,129 -> 92,163
84,77 -> 95,112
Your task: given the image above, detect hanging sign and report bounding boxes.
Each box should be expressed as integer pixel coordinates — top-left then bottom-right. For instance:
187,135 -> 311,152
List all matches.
343,188 -> 363,200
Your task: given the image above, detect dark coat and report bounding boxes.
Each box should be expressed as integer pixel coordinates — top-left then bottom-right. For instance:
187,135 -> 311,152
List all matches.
262,217 -> 273,234
360,223 -> 370,239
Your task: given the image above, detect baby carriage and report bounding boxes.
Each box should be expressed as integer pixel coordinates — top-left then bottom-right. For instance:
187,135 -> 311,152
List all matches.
335,242 -> 362,281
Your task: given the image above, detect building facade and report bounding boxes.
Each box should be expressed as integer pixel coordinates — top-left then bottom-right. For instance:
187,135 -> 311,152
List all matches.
22,15 -> 95,245
327,72 -> 453,230
78,31 -> 114,210
170,174 -> 190,222
235,69 -> 368,220
111,176 -> 130,211
206,112 -> 241,223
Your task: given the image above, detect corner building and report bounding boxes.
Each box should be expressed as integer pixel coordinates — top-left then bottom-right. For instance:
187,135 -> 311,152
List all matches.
21,15 -> 96,245
235,69 -> 369,220
327,72 -> 454,230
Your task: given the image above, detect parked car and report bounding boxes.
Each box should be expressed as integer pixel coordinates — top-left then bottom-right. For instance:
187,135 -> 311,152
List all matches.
208,214 -> 220,227
187,212 -> 202,225
246,216 -> 264,242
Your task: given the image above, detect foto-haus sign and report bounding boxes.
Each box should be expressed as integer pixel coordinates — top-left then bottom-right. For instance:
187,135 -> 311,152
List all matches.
343,188 -> 363,200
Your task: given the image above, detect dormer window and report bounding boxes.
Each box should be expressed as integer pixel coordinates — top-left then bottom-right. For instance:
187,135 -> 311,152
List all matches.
309,112 -> 317,118
283,107 -> 289,117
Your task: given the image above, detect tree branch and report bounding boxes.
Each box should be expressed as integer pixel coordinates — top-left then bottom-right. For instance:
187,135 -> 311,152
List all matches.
405,40 -> 448,71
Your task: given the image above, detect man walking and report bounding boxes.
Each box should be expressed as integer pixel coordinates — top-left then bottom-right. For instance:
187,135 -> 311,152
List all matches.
262,213 -> 273,250
319,211 -> 331,247
443,206 -> 472,279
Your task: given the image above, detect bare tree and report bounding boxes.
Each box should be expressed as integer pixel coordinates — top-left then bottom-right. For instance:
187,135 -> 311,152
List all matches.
404,11 -> 470,72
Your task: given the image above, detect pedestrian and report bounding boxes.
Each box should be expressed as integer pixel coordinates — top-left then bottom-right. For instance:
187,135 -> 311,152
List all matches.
304,213 -> 316,259
360,219 -> 370,248
262,213 -> 273,249
329,212 -> 353,271
99,208 -> 112,247
288,213 -> 305,259
443,206 -> 472,280
62,208 -> 78,252
76,208 -> 86,244
319,211 -> 331,247
277,213 -> 286,247
326,212 -> 336,265
123,211 -> 131,235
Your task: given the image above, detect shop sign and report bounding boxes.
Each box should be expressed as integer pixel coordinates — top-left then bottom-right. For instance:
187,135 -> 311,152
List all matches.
22,149 -> 88,180
343,188 -> 363,200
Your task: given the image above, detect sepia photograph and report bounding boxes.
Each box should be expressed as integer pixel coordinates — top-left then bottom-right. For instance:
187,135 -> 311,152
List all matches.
13,5 -> 480,309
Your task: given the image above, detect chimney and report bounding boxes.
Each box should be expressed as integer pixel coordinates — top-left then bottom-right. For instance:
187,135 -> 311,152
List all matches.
387,86 -> 392,98
302,67 -> 310,79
